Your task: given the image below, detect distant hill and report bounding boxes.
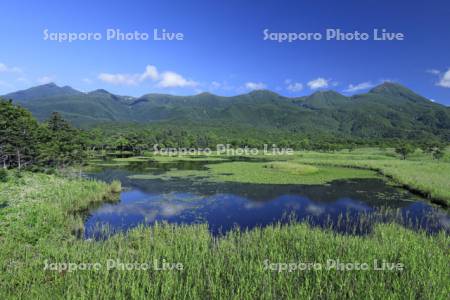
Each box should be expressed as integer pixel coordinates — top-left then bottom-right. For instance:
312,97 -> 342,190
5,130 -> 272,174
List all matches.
5,83 -> 83,101
3,82 -> 450,141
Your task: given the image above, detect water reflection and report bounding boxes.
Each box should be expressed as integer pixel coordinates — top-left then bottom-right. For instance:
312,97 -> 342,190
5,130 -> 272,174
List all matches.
84,158 -> 450,239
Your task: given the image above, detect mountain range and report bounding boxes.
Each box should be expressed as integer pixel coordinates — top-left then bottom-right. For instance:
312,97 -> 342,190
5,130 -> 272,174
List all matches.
2,82 -> 450,141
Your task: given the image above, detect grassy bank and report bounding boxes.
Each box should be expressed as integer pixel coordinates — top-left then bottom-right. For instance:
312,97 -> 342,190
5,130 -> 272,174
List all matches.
287,149 -> 450,206
0,171 -> 449,299
0,171 -> 120,243
206,161 -> 378,184
128,161 -> 378,184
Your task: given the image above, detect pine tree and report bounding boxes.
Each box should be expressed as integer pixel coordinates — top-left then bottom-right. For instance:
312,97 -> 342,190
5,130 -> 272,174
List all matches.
0,99 -> 40,170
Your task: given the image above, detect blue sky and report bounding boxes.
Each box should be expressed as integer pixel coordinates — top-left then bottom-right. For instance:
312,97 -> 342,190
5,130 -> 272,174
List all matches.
0,0 -> 449,105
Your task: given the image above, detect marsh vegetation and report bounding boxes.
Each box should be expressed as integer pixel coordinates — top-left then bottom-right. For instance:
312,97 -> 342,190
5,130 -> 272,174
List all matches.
1,99 -> 449,299
0,168 -> 449,299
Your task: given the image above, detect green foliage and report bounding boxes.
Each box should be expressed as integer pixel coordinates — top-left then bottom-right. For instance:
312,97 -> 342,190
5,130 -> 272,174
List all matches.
3,83 -> 450,159
13,169 -> 23,178
289,149 -> 450,206
0,99 -> 88,170
37,112 -> 87,167
422,142 -> 446,160
395,144 -> 415,160
5,82 -> 450,142
432,148 -> 445,160
0,172 -> 449,299
87,121 -> 423,153
110,179 -> 122,193
0,168 -> 8,182
127,147 -> 450,205
0,99 -> 40,170
203,161 -> 377,184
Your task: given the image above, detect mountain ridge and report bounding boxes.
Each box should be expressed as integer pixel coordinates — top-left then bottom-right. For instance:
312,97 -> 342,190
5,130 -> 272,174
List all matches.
5,81 -> 438,102
2,82 -> 450,141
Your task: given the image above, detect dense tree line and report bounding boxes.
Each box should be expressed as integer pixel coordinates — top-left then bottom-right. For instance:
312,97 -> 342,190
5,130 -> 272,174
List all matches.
1,99 -> 447,173
0,99 -> 85,171
87,123 -> 447,156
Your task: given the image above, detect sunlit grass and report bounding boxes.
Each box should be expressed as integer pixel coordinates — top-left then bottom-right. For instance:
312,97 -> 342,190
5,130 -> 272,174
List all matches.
0,170 -> 449,299
206,161 -> 378,184
148,154 -> 228,162
290,150 -> 450,206
110,179 -> 122,193
263,161 -> 319,175
127,161 -> 378,184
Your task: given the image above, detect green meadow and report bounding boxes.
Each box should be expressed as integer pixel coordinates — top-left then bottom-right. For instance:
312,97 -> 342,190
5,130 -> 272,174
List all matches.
1,148 -> 449,299
290,148 -> 450,206
0,170 -> 449,299
129,161 -> 379,185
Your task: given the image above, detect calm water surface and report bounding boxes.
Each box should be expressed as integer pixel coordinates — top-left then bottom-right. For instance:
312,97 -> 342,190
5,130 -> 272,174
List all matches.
84,157 -> 450,239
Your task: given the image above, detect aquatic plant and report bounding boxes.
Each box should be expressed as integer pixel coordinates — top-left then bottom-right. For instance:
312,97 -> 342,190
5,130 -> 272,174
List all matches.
0,171 -> 449,299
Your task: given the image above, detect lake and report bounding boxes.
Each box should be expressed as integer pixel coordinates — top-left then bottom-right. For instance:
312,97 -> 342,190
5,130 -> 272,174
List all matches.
84,157 -> 450,239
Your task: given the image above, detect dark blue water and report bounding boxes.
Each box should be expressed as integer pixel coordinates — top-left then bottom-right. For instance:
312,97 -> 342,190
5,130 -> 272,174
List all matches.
84,158 -> 450,239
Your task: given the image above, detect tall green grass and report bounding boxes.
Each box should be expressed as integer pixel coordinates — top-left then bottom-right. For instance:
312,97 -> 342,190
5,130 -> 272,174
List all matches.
0,171 -> 449,299
290,150 -> 450,206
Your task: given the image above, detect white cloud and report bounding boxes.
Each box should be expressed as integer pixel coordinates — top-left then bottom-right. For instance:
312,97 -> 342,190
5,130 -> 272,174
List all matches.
307,77 -> 329,89
0,63 -> 22,74
98,64 -> 197,88
427,68 -> 450,88
427,69 -> 440,75
140,65 -> 159,81
286,82 -> 303,92
245,82 -> 266,90
209,80 -> 235,91
157,71 -> 198,88
98,73 -> 141,85
0,63 -> 24,92
82,78 -> 93,84
210,81 -> 221,89
343,81 -> 374,93
37,76 -> 54,84
437,69 -> 450,88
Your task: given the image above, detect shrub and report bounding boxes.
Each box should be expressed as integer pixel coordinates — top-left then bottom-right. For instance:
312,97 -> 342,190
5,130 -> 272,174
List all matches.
0,168 -> 8,182
14,170 -> 23,179
110,180 -> 122,193
395,144 -> 415,160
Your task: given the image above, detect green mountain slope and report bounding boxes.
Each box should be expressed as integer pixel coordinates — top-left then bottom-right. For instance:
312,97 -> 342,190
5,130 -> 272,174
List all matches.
3,82 -> 450,141
5,83 -> 83,101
